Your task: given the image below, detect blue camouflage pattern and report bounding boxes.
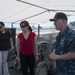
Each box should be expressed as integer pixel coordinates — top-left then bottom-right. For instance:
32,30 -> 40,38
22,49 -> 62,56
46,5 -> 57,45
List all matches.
55,26 -> 75,75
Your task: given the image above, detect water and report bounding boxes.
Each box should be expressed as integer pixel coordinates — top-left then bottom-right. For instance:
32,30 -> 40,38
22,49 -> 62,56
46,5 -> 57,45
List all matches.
33,28 -> 59,34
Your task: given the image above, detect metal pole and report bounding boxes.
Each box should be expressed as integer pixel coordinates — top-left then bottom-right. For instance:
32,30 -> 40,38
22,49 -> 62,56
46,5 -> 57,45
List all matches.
16,0 -> 75,12
38,24 -> 40,39
11,22 -> 13,28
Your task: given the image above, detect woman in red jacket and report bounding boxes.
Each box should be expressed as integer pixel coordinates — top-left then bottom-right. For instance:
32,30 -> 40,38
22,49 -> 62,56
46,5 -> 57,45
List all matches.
17,20 -> 38,75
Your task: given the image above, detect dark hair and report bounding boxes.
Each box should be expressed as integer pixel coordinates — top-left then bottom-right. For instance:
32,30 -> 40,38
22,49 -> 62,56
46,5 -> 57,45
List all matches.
20,20 -> 32,32
0,21 -> 5,27
28,25 -> 32,32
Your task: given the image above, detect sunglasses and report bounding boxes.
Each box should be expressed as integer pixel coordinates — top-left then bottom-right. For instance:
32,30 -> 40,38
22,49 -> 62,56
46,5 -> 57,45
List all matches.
0,27 -> 2,28
20,26 -> 27,28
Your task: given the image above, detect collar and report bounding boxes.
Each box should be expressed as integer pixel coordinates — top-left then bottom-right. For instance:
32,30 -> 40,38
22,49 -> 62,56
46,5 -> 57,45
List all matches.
59,26 -> 69,35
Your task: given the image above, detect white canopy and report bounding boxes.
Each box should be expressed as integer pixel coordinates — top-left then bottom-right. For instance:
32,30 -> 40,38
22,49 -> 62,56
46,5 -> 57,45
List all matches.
0,0 -> 75,24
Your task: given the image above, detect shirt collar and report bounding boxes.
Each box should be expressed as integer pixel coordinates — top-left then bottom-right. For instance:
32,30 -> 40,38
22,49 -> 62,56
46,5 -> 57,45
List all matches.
59,26 -> 69,35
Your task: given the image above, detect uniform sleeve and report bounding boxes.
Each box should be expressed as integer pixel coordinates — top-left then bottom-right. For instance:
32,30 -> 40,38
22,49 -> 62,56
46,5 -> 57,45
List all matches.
68,37 -> 75,52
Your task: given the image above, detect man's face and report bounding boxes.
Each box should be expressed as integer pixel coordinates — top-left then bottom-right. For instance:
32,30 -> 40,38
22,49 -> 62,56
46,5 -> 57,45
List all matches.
54,19 -> 63,30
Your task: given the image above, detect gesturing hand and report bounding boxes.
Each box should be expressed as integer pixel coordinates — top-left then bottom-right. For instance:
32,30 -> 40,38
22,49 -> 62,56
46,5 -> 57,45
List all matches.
49,49 -> 57,60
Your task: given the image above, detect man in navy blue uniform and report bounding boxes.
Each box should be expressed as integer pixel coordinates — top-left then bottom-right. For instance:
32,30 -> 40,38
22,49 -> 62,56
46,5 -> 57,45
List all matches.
49,12 -> 75,75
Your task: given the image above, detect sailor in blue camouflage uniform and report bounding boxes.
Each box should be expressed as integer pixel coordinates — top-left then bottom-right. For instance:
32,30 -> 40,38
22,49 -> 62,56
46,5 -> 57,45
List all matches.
49,12 -> 75,75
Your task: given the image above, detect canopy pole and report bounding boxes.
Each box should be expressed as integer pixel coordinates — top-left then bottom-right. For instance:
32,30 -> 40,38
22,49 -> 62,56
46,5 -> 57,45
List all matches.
13,11 -> 47,23
11,22 -> 13,28
16,0 -> 50,11
38,24 -> 42,39
16,0 -> 75,12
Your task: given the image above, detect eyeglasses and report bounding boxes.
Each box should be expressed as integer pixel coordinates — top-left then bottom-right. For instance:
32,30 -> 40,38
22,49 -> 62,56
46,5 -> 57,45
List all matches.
20,26 -> 27,28
0,27 -> 2,28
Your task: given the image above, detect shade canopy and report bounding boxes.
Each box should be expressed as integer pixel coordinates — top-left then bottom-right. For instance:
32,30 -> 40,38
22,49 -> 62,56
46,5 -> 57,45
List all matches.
0,0 -> 75,24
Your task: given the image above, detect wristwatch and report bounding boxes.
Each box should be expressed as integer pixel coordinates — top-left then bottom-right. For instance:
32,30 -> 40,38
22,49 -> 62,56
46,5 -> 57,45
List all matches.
55,55 -> 59,60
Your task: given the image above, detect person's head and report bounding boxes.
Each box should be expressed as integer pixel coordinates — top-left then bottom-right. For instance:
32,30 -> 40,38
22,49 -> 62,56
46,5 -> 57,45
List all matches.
0,21 -> 5,31
20,20 -> 32,32
49,12 -> 68,32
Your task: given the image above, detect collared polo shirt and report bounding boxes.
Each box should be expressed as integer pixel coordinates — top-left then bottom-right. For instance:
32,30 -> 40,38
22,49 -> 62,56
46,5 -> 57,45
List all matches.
0,31 -> 11,50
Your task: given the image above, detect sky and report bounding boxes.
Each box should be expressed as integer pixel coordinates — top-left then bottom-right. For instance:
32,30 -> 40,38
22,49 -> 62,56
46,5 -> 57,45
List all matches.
4,15 -> 75,28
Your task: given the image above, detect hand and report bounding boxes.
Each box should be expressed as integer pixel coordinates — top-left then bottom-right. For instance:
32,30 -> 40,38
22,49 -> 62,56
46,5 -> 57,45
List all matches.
49,49 -> 56,60
17,57 -> 20,64
11,46 -> 15,50
35,56 -> 39,63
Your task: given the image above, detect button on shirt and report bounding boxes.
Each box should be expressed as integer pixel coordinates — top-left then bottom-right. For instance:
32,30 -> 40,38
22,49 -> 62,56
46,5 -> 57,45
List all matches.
55,27 -> 75,75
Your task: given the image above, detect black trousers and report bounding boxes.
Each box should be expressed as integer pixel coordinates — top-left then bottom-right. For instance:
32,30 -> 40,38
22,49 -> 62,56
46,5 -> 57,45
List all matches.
20,53 -> 35,75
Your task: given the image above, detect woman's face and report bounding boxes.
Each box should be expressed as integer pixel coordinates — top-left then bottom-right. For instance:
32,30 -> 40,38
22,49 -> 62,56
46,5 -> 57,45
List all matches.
20,23 -> 28,31
0,24 -> 4,31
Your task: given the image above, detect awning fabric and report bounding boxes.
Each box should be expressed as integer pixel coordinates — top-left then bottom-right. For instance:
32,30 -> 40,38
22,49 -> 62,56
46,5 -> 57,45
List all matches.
0,0 -> 75,24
